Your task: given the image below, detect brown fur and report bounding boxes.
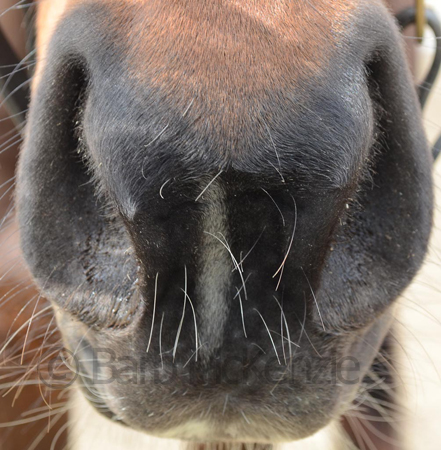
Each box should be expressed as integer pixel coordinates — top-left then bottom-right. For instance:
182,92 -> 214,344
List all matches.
34,0 -> 361,150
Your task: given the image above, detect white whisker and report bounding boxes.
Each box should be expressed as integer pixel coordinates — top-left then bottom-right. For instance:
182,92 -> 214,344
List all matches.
159,312 -> 165,369
302,268 -> 325,332
195,169 -> 223,202
254,308 -> 281,365
146,272 -> 159,353
173,267 -> 188,361
273,195 -> 297,290
181,275 -> 199,361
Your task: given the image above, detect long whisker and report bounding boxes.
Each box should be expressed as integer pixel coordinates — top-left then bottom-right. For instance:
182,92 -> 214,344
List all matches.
173,267 -> 188,361
273,195 -> 297,290
254,308 -> 281,365
146,272 -> 159,353
235,228 -> 266,270
302,268 -> 325,332
195,169 -> 223,202
0,305 -> 53,357
204,231 -> 248,300
261,188 -> 285,226
21,295 -> 42,364
181,285 -> 199,362
0,406 -> 68,428
27,411 -> 66,450
159,312 -> 165,369
273,296 -> 293,362
235,287 -> 247,338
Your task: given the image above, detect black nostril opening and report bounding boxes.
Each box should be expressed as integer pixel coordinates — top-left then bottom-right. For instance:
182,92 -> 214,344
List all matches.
19,54 -> 142,329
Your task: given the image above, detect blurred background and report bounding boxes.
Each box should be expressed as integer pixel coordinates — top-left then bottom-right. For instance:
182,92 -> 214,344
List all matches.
0,0 -> 440,449
0,2 -> 67,444
398,0 -> 441,447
